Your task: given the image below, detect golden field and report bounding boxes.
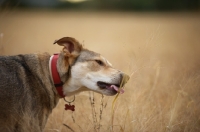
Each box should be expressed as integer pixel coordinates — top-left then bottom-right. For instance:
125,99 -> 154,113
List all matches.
0,10 -> 200,132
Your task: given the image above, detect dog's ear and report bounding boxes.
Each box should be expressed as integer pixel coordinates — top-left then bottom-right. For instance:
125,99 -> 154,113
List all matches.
54,37 -> 82,67
54,37 -> 82,54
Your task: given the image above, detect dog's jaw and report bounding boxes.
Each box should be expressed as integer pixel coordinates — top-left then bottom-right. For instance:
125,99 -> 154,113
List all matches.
62,81 -> 89,96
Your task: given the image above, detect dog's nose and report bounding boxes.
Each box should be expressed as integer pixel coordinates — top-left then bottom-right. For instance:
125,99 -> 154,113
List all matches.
120,73 -> 130,87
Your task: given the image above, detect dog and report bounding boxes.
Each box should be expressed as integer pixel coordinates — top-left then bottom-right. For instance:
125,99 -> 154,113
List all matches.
0,37 -> 129,132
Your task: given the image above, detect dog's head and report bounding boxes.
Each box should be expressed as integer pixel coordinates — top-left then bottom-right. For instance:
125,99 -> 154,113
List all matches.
54,37 -> 129,96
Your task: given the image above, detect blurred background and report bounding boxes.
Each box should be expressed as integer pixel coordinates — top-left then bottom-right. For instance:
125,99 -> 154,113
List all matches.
0,0 -> 200,132
0,0 -> 200,11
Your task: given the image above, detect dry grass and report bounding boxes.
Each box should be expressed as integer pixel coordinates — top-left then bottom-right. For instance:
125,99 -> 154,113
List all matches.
0,10 -> 200,132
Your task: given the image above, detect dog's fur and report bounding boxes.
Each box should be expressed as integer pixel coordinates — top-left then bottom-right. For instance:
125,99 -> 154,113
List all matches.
0,37 -> 129,132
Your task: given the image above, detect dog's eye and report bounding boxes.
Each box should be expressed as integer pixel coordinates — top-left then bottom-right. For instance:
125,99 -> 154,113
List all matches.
95,60 -> 104,66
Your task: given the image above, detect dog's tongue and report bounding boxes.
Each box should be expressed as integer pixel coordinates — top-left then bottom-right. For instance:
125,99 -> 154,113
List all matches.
111,85 -> 124,94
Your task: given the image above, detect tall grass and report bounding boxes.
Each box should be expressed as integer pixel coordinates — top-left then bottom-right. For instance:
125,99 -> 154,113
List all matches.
45,67 -> 200,131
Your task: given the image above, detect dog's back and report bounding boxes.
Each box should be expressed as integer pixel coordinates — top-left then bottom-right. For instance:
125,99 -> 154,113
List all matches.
0,53 -> 57,132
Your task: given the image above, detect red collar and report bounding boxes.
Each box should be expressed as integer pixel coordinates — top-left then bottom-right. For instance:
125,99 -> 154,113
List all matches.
50,54 -> 65,98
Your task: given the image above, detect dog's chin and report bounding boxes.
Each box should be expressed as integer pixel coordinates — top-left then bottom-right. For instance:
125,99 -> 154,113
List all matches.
102,90 -> 118,96
92,89 -> 117,96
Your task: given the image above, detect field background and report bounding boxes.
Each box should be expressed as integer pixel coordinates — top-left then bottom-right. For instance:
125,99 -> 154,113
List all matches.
0,10 -> 200,132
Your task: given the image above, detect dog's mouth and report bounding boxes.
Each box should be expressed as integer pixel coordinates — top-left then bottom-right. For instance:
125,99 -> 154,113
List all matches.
97,81 -> 124,94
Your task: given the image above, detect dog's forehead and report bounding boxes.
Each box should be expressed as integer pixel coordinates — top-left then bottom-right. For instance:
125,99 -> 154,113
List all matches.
77,49 -> 100,62
77,49 -> 112,66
